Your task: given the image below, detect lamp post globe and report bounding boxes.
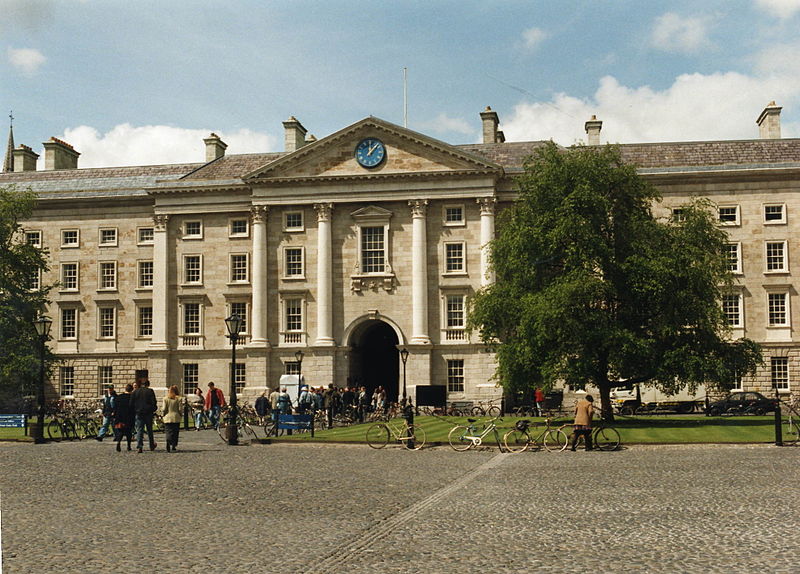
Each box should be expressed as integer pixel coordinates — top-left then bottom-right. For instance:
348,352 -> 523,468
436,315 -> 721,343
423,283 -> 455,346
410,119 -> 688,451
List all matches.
33,315 -> 52,445
224,313 -> 243,445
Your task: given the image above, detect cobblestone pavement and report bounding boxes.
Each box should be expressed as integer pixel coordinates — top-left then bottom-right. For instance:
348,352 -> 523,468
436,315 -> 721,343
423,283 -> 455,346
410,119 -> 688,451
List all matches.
1,432 -> 798,573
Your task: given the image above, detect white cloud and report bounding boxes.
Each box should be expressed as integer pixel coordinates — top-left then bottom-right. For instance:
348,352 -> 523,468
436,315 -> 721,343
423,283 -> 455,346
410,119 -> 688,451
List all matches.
651,13 -> 711,54
521,27 -> 548,51
501,69 -> 800,145
755,0 -> 800,19
420,113 -> 476,137
7,47 -> 46,77
52,124 -> 277,168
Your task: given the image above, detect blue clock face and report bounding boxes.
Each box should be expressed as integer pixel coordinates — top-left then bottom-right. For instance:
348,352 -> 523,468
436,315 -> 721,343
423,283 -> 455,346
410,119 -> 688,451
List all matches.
355,138 -> 386,168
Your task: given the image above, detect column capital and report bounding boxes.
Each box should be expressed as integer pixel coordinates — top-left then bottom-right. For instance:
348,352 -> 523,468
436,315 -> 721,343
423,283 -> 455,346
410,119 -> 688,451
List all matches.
153,214 -> 170,231
476,196 -> 497,216
408,199 -> 429,218
314,202 -> 334,222
250,205 -> 269,224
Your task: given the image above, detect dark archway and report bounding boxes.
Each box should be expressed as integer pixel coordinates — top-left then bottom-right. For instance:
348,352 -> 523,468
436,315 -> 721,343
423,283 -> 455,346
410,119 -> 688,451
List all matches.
348,320 -> 399,403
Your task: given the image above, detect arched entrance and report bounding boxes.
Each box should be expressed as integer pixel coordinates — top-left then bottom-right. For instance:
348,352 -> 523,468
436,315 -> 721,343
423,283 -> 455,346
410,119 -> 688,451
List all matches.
348,320 -> 400,403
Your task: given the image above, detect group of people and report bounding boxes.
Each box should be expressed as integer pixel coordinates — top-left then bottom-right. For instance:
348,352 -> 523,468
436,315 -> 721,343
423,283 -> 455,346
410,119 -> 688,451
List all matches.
189,382 -> 226,431
256,384 -> 391,427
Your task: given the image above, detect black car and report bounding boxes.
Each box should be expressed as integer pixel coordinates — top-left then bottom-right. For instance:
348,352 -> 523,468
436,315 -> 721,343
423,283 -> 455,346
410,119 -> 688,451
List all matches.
707,392 -> 778,416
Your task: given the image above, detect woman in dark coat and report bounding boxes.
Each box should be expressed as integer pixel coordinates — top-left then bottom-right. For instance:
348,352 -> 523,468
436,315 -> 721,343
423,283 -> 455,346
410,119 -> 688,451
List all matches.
112,383 -> 136,452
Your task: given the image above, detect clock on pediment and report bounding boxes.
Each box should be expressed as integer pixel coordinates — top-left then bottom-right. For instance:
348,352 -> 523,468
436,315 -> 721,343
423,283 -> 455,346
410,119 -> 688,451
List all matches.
355,137 -> 386,169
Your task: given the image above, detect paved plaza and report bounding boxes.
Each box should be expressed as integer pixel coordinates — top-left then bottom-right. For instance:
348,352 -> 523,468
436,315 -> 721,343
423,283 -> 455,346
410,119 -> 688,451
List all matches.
1,433 -> 798,573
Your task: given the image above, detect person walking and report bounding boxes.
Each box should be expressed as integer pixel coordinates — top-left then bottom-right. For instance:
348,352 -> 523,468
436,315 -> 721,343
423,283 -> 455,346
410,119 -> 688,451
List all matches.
570,394 -> 595,451
205,382 -> 226,429
191,387 -> 206,430
534,388 -> 545,417
131,380 -> 158,453
95,386 -> 116,441
112,383 -> 135,452
255,391 -> 270,425
358,386 -> 370,423
162,385 -> 182,452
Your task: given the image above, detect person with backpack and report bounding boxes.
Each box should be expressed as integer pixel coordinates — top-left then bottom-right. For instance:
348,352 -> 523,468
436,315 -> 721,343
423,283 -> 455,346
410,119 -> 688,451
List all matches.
298,386 -> 313,414
95,386 -> 116,441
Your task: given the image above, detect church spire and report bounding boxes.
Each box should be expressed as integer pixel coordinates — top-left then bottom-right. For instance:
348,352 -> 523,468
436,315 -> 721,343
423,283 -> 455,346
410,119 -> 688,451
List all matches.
3,111 -> 14,173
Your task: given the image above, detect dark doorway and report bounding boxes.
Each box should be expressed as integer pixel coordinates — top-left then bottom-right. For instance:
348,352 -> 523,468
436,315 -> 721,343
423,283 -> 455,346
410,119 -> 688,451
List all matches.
348,320 -> 399,403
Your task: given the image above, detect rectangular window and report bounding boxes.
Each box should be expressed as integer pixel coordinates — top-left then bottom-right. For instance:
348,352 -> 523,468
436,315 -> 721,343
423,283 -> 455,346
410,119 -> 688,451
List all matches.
229,219 -> 249,237
230,254 -> 249,283
447,359 -> 465,393
284,211 -> 304,231
771,357 -> 789,390
138,306 -> 153,337
61,263 -> 79,291
184,303 -> 201,334
229,302 -> 248,333
764,204 -> 786,224
768,292 -> 788,326
718,206 -> 740,225
61,308 -> 77,339
99,262 -> 117,290
285,361 -> 300,375
445,243 -> 465,273
361,226 -> 384,273
99,366 -> 113,392
444,205 -> 464,226
285,247 -> 304,277
765,241 -> 787,272
183,363 -> 199,396
60,366 -> 75,397
138,260 -> 153,288
671,208 -> 686,223
137,227 -> 154,244
28,269 -> 41,291
285,298 -> 302,332
99,228 -> 117,246
234,364 -> 246,393
447,294 -> 466,328
722,294 -> 742,327
99,307 -> 115,338
61,229 -> 79,247
183,220 -> 202,238
725,243 -> 741,273
25,230 -> 42,247
184,255 -> 202,284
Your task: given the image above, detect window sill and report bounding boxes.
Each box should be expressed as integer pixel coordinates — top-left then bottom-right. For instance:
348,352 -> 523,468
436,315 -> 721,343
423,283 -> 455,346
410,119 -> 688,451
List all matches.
442,271 -> 468,277
281,275 -> 306,281
226,282 -> 251,287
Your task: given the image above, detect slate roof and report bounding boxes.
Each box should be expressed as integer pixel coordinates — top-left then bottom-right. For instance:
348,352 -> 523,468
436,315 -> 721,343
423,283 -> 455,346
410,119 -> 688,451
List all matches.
618,139 -> 800,171
180,152 -> 284,181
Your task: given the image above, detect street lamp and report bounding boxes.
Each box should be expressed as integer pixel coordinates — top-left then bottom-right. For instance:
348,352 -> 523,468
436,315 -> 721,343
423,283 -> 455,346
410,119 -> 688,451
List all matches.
400,347 -> 409,403
32,315 -> 52,444
224,313 -> 243,446
294,349 -> 304,391
399,347 -> 413,448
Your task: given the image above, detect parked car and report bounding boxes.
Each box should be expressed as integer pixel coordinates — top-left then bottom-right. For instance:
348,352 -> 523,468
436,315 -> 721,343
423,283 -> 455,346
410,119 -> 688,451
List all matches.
707,392 -> 778,416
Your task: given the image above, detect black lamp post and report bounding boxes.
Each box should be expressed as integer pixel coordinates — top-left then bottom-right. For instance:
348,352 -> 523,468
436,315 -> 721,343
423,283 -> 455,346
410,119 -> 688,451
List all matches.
400,347 -> 409,404
294,349 -> 304,393
33,315 -> 52,444
225,313 -> 243,445
399,347 -> 413,448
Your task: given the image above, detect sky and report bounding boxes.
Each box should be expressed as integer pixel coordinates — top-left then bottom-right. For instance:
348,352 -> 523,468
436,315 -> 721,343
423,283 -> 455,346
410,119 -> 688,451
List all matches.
2,0 -> 800,168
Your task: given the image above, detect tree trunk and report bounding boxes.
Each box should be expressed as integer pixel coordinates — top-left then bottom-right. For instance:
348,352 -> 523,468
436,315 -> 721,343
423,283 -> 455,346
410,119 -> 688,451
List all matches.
597,380 -> 615,422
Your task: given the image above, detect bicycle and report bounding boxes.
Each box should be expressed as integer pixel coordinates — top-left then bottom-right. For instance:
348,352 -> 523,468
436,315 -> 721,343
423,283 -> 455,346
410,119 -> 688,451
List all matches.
503,418 -> 569,453
46,411 -> 78,441
217,408 -> 259,443
782,397 -> 800,446
560,422 -> 621,451
470,399 -> 502,417
447,416 -> 506,452
366,419 -> 426,450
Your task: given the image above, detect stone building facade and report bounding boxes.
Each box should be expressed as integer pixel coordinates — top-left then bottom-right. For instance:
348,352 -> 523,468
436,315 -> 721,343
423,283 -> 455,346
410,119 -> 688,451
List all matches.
2,103 -> 799,402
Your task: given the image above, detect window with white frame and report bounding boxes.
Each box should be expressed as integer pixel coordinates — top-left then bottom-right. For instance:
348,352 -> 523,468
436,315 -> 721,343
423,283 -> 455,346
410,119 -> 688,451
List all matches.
229,218 -> 249,237
771,357 -> 789,390
725,243 -> 742,274
99,261 -> 117,290
351,206 -> 393,288
183,302 -> 201,335
137,227 -> 154,244
98,306 -> 116,339
25,230 -> 41,247
61,229 -> 79,248
671,208 -> 686,223
60,366 -> 75,397
99,228 -> 117,246
284,211 -> 304,232
768,292 -> 789,326
447,359 -> 465,393
285,361 -> 300,375
99,366 -> 113,392
765,241 -> 787,272
764,204 -> 786,224
718,205 -> 740,225
183,255 -> 202,284
234,364 -> 246,393
27,268 -> 41,291
182,363 -> 199,396
444,242 -> 466,274
282,297 -> 303,344
60,307 -> 77,340
61,262 -> 79,291
361,226 -> 385,273
722,294 -> 742,327
138,260 -> 153,289
137,306 -> 153,338
444,205 -> 465,226
229,253 -> 249,283
446,294 -> 466,329
183,220 -> 202,239
284,247 -> 304,278
228,302 -> 248,334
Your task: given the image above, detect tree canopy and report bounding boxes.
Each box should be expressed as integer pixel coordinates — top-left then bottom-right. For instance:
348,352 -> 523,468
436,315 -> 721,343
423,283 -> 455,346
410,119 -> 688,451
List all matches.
469,142 -> 761,419
0,186 -> 52,409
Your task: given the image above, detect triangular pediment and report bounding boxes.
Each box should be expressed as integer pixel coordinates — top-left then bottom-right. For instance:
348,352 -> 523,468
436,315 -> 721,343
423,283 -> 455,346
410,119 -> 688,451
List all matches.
350,205 -> 393,221
244,117 -> 501,182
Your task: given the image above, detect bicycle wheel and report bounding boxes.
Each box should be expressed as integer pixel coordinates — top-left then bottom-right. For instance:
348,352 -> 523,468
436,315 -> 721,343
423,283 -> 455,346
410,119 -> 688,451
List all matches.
487,406 -> 502,417
783,418 -> 800,446
217,420 -> 230,443
47,419 -> 62,440
503,429 -> 531,453
593,426 -> 621,451
470,406 -> 485,416
544,429 -> 569,452
63,420 -> 78,441
242,423 -> 258,441
366,424 -> 389,449
448,425 -> 473,451
404,424 -> 426,450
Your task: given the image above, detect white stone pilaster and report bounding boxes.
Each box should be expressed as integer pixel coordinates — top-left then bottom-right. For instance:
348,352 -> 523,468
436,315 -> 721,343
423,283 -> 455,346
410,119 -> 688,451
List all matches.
477,197 -> 496,287
250,206 -> 269,347
149,214 -> 170,350
314,203 -> 335,346
409,200 -> 431,344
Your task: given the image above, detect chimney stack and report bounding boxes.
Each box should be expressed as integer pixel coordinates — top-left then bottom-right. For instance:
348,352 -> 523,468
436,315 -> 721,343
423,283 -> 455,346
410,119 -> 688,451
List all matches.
43,137 -> 79,170
480,106 -> 501,144
283,116 -> 308,152
757,101 -> 782,139
585,115 -> 603,145
203,133 -> 227,162
13,144 -> 39,172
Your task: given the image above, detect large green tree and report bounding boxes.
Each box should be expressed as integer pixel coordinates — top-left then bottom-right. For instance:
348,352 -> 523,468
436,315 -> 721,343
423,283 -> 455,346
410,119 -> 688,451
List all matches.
469,143 -> 761,420
0,186 -> 52,408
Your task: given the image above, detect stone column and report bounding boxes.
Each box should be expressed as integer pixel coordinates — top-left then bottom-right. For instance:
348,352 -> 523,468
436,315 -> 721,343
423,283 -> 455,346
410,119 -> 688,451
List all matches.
477,197 -> 496,287
149,214 -> 170,350
250,206 -> 269,347
409,200 -> 431,344
314,203 -> 335,346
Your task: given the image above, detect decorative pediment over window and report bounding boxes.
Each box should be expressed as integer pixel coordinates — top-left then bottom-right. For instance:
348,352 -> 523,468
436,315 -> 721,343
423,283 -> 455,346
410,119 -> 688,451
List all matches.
350,205 -> 393,223
350,205 -> 395,293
